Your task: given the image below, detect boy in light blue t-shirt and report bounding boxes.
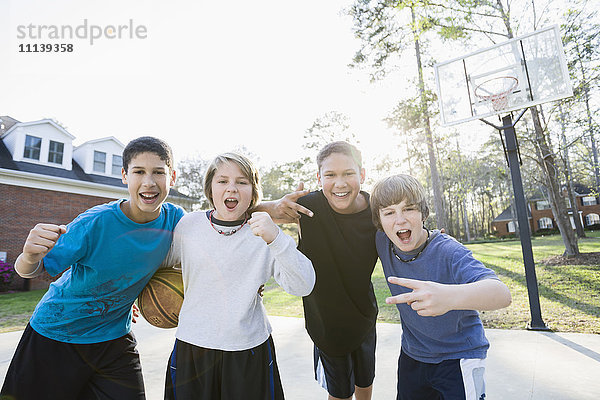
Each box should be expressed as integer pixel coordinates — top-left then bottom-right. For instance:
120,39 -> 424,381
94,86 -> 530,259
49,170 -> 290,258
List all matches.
1,136 -> 185,400
370,174 -> 511,400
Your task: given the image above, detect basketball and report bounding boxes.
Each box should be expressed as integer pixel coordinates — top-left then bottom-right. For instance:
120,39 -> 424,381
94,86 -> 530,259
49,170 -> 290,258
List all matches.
138,267 -> 184,329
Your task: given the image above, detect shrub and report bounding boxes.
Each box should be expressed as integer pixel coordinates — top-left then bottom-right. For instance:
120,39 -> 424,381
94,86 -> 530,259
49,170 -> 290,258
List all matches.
0,260 -> 15,292
532,228 -> 559,237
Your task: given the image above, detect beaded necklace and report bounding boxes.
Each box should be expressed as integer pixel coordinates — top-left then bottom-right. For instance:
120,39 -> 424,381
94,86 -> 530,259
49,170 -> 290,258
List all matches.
208,210 -> 248,236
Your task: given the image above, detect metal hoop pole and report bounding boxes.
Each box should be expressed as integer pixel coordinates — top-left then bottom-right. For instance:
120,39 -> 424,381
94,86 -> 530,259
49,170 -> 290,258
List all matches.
501,113 -> 549,331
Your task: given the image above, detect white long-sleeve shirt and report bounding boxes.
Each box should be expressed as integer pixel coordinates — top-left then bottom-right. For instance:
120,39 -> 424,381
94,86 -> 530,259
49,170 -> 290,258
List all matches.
165,211 -> 315,351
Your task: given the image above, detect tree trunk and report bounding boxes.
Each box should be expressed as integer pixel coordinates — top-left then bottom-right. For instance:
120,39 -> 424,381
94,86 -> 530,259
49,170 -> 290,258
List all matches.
565,179 -> 585,238
488,201 -> 495,236
578,49 -> 600,203
447,195 -> 454,237
481,192 -> 487,237
469,195 -> 477,240
412,6 -> 447,229
449,195 -> 457,237
530,106 -> 579,256
463,197 -> 471,241
558,105 -> 586,238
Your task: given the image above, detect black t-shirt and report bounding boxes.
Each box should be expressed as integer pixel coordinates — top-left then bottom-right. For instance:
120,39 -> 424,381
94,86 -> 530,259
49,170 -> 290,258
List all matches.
298,190 -> 378,356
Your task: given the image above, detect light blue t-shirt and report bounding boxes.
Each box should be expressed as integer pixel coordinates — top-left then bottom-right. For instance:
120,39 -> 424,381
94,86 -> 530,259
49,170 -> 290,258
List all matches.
30,200 -> 185,344
376,230 -> 498,363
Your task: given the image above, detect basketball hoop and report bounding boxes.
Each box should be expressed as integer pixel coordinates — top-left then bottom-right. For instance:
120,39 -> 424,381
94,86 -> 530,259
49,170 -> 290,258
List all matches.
474,76 -> 519,112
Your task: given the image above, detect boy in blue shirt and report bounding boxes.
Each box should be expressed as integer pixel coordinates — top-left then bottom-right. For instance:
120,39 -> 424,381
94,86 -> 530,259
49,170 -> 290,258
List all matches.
370,174 -> 511,400
1,136 -> 185,400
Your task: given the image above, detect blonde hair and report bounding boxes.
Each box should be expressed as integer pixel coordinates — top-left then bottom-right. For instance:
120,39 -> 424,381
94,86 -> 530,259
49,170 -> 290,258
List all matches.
203,152 -> 262,210
370,174 -> 429,230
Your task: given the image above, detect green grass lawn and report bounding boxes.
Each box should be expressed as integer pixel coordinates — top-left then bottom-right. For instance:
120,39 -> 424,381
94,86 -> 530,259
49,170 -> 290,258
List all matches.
2,232 -> 599,333
471,233 -> 600,333
0,289 -> 46,333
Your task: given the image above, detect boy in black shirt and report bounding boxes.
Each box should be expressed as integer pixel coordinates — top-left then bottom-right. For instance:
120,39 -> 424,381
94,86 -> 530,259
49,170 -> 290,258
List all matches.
262,141 -> 378,400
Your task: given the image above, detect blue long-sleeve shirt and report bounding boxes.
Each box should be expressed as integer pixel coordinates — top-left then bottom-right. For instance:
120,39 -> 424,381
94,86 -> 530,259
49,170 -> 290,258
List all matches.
376,230 -> 498,363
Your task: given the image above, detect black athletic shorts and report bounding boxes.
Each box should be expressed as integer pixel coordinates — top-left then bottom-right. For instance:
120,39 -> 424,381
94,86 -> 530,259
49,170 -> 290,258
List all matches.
165,336 -> 284,400
397,350 -> 487,400
1,323 -> 145,400
313,325 -> 376,399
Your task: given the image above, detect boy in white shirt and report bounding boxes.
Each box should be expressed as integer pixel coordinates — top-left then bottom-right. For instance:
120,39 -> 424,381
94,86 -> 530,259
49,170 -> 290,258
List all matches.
163,152 -> 315,400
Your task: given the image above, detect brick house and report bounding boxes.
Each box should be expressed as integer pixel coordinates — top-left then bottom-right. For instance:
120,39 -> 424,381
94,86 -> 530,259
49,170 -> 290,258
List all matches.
491,186 -> 600,237
0,116 -> 197,291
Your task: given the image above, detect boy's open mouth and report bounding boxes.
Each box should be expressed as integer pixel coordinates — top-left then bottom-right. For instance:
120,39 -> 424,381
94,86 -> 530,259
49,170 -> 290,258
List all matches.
140,192 -> 159,203
396,229 -> 412,242
225,198 -> 238,210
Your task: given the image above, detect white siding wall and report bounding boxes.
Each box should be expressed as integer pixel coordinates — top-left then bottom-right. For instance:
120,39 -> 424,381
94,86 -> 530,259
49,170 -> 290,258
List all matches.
4,123 -> 73,170
73,139 -> 124,177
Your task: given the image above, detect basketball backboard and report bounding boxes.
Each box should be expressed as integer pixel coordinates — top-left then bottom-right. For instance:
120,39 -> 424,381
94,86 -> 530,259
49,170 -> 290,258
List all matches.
434,25 -> 573,126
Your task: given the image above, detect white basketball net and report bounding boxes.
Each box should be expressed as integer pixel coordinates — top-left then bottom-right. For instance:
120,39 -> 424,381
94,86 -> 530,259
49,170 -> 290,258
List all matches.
474,76 -> 519,112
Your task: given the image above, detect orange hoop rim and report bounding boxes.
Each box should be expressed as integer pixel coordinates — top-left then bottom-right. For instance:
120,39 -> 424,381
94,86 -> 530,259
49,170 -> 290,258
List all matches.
474,76 -> 519,101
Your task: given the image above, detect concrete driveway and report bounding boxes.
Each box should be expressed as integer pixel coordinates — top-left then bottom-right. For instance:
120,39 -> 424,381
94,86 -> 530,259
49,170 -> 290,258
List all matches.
2,316 -> 600,399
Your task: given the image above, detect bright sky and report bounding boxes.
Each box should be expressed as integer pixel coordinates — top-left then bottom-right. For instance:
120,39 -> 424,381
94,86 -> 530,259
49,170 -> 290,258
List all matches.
1,0 -> 581,175
0,0 -> 411,170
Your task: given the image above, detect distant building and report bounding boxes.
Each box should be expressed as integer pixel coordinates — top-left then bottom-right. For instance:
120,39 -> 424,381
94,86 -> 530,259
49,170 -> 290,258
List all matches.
491,185 -> 600,237
0,116 -> 197,291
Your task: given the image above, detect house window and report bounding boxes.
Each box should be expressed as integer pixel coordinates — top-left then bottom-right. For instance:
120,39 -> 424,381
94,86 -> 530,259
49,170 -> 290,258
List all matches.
538,217 -> 553,229
23,135 -> 42,160
507,221 -> 517,233
48,140 -> 64,164
112,155 -> 122,175
582,196 -> 598,206
585,213 -> 600,226
93,151 -> 106,173
536,200 -> 551,210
